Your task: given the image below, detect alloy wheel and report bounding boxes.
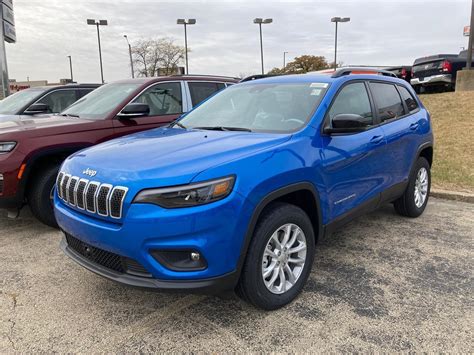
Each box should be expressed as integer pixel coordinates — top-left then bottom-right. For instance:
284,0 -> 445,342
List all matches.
414,167 -> 429,208
261,223 -> 307,295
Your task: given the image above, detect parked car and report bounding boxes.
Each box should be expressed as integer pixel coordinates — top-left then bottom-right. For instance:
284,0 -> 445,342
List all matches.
411,50 -> 474,92
0,84 -> 100,118
385,66 -> 412,83
54,68 -> 433,310
0,75 -> 237,227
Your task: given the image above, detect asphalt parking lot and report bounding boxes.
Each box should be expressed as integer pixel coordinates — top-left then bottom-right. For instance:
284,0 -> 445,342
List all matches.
0,198 -> 472,352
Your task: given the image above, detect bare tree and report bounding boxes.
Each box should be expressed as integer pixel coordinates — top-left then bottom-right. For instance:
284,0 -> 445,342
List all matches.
131,38 -> 185,77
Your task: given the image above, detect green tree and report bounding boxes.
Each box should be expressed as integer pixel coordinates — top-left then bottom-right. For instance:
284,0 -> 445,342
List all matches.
268,55 -> 331,75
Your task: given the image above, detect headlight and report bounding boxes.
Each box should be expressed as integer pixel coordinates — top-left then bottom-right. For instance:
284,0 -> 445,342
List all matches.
133,176 -> 235,208
0,142 -> 16,153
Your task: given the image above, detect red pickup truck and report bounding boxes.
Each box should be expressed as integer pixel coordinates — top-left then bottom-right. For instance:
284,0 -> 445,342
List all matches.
0,75 -> 237,227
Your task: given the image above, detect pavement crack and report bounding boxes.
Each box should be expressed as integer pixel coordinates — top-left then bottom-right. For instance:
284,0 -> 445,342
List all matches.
1,291 -> 18,351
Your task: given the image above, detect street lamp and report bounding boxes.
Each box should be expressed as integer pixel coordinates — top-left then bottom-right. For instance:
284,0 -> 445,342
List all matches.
330,17 -> 350,70
177,19 -> 196,75
283,51 -> 289,69
123,35 -> 135,78
66,55 -> 73,82
253,18 -> 273,75
87,18 -> 108,83
466,0 -> 473,70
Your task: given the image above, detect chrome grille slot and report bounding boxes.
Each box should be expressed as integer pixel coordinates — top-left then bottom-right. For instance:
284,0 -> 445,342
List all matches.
58,171 -> 128,220
85,182 -> 100,213
67,177 -> 79,205
56,172 -> 65,198
109,187 -> 128,219
75,179 -> 88,210
61,175 -> 71,201
96,184 -> 112,216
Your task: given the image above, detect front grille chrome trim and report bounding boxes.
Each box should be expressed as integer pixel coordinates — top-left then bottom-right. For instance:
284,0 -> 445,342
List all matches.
85,181 -> 100,214
58,171 -> 128,220
109,186 -> 129,219
96,183 -> 113,217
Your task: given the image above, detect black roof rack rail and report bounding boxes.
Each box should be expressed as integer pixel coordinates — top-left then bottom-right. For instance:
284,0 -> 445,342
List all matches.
239,74 -> 283,82
331,67 -> 397,78
169,74 -> 240,80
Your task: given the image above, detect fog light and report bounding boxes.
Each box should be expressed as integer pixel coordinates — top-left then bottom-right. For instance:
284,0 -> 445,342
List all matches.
151,249 -> 207,271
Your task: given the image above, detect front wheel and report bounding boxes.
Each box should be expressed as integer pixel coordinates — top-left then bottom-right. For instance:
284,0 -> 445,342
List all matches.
394,157 -> 431,218
27,165 -> 59,228
236,202 -> 315,310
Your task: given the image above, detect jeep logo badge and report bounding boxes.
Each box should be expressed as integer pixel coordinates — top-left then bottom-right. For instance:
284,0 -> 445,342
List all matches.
82,168 -> 97,177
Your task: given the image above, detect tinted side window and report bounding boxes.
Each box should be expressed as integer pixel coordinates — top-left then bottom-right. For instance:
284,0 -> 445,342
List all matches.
328,82 -> 374,126
77,88 -> 95,99
398,86 -> 419,112
133,82 -> 182,116
188,82 -> 225,107
369,82 -> 405,122
37,90 -> 77,113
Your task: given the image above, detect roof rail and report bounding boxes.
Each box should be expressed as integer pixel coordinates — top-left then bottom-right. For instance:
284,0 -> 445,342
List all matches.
331,67 -> 397,78
169,74 -> 240,80
239,74 -> 282,82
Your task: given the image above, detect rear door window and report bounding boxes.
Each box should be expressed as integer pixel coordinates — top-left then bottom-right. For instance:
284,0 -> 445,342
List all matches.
369,82 -> 405,122
397,86 -> 419,112
188,82 -> 226,107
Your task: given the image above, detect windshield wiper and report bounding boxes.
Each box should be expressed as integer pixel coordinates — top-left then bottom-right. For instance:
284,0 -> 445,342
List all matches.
60,113 -> 80,118
169,121 -> 187,129
193,126 -> 252,132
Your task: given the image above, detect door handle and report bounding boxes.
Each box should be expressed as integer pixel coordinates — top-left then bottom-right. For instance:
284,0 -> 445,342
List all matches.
370,135 -> 384,144
410,122 -> 419,130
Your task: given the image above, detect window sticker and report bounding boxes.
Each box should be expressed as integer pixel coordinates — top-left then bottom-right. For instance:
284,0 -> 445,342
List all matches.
310,83 -> 328,88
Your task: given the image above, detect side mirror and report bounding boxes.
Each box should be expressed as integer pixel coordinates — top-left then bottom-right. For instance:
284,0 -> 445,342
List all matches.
324,113 -> 369,134
24,103 -> 50,115
117,103 -> 150,119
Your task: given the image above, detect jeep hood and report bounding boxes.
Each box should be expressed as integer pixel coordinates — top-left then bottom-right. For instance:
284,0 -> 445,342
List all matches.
62,127 -> 291,187
0,114 -> 94,136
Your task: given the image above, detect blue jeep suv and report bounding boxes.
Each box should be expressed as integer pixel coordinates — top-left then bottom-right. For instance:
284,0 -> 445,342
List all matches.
54,68 -> 433,310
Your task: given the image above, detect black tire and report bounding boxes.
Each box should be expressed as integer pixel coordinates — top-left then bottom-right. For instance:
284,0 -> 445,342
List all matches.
394,157 -> 431,218
27,164 -> 59,228
236,202 -> 315,310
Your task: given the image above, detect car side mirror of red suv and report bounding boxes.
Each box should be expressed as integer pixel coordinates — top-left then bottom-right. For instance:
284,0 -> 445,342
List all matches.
117,103 -> 150,119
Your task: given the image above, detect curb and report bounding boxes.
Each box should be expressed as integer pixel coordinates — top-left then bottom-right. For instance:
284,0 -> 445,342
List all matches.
431,188 -> 474,203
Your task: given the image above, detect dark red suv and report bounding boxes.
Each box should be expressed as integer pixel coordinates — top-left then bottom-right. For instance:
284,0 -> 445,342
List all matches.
0,75 -> 237,226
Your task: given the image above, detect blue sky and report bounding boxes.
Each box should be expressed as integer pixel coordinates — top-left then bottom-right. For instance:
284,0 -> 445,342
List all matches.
5,0 -> 472,83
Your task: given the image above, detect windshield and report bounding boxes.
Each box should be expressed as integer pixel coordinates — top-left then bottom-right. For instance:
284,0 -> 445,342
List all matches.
61,82 -> 142,119
0,88 -> 47,115
179,82 -> 329,133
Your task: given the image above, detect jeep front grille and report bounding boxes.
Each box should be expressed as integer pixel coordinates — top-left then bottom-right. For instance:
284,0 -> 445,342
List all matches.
57,171 -> 128,219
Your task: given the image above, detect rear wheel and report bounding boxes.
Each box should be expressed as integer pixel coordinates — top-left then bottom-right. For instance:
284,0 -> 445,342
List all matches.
394,157 -> 430,218
27,164 -> 59,228
236,203 -> 315,310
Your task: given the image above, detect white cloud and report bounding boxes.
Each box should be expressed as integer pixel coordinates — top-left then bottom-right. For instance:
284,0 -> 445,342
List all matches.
5,0 -> 472,83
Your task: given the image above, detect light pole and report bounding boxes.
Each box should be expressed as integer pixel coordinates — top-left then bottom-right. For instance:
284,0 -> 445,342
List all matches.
283,51 -> 289,69
330,17 -> 350,70
87,19 -> 108,83
123,35 -> 135,78
66,55 -> 73,82
466,0 -> 473,70
177,19 -> 196,75
253,18 -> 273,75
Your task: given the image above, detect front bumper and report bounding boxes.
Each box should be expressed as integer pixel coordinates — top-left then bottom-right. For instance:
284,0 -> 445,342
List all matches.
55,189 -> 254,291
410,74 -> 453,86
61,237 -> 239,293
